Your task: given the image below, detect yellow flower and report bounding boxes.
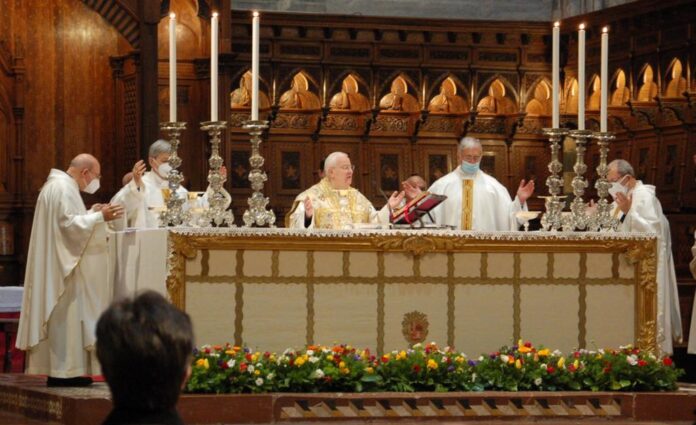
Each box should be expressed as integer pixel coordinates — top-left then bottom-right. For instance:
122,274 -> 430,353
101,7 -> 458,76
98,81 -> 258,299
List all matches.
295,357 -> 306,367
397,351 -> 407,361
557,357 -> 565,369
595,354 -> 603,360
518,339 -> 524,347
340,367 -> 350,375
251,354 -> 259,362
225,350 -> 235,355
515,359 -> 522,369
518,346 -> 532,354
365,367 -> 374,374
269,355 -> 276,362
326,355 -> 333,361
196,358 -> 209,369
254,370 -> 261,376
427,359 -> 438,370
538,348 -> 550,357
455,356 -> 465,364
233,346 -> 241,351
339,361 -> 346,369
508,356 -> 515,364
573,359 -> 579,369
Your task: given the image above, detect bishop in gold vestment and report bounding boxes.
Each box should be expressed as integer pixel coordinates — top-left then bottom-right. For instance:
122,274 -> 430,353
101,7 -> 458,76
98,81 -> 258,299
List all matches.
287,152 -> 402,229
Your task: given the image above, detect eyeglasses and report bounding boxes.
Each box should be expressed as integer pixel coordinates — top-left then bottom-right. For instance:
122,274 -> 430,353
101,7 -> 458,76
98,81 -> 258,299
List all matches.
86,169 -> 102,179
337,165 -> 355,171
461,155 -> 482,162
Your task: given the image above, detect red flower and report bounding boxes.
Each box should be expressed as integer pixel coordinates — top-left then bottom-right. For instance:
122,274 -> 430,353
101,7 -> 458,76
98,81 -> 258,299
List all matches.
638,360 -> 647,367
524,342 -> 532,348
381,355 -> 389,363
546,366 -> 555,374
240,363 -> 248,372
568,364 -> 576,372
245,353 -> 253,362
220,361 -> 229,370
413,365 -> 421,373
603,367 -> 611,374
573,352 -> 580,358
289,359 -> 294,367
264,351 -> 271,358
662,358 -> 673,366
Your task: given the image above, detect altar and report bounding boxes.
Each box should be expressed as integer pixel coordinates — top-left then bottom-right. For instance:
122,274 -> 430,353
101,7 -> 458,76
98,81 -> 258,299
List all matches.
111,228 -> 658,356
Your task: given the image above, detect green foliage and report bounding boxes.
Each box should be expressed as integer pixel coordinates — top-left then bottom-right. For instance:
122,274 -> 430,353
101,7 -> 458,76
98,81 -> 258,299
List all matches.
185,341 -> 682,394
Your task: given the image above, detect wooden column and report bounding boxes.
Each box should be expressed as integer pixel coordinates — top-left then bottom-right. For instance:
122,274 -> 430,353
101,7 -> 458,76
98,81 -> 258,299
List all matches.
138,0 -> 160,159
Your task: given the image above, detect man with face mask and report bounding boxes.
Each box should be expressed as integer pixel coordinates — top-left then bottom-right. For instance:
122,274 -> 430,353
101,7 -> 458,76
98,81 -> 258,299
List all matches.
414,137 -> 534,231
606,159 -> 682,355
17,153 -> 124,386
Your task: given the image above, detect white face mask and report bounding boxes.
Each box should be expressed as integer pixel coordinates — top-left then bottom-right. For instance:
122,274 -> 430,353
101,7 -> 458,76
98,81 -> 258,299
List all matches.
608,176 -> 628,199
157,163 -> 173,178
83,177 -> 100,194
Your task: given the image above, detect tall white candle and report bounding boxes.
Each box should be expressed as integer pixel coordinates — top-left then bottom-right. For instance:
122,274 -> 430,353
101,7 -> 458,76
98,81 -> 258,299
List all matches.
169,13 -> 177,122
600,26 -> 609,132
211,12 -> 219,121
251,11 -> 260,121
552,22 -> 560,128
577,23 -> 585,130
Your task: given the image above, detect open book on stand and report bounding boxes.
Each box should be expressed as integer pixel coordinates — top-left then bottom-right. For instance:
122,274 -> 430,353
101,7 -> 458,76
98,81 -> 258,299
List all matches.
390,192 -> 447,225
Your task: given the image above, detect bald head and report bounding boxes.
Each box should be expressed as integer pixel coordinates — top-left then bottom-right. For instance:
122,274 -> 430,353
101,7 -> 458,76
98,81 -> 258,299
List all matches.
405,175 -> 427,191
67,153 -> 101,192
69,153 -> 99,171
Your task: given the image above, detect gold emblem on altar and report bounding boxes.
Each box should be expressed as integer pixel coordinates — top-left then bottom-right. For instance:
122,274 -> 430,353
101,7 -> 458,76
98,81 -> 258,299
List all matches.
402,311 -> 429,345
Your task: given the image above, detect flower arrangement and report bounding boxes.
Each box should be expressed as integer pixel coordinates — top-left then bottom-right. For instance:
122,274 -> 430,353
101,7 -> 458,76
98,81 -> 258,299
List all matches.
186,341 -> 682,394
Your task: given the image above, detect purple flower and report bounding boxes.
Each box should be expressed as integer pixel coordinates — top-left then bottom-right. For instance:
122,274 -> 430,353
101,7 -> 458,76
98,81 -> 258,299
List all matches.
354,355 -> 361,361
244,347 -> 251,353
447,365 -> 455,372
468,360 -> 477,366
489,354 -> 497,359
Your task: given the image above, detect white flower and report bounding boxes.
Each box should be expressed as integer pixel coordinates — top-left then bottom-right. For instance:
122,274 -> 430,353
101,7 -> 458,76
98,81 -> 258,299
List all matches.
500,354 -> 510,363
256,363 -> 262,368
210,353 -> 220,358
266,373 -> 275,380
598,348 -> 605,355
322,348 -> 331,354
540,363 -> 547,370
552,349 -> 562,356
312,369 -> 325,379
412,343 -> 423,349
248,365 -> 255,373
309,356 -> 320,364
471,373 -> 477,382
227,359 -> 236,368
627,355 -> 638,366
478,355 -> 484,361
534,378 -> 543,386
306,350 -> 314,356
255,378 -> 264,386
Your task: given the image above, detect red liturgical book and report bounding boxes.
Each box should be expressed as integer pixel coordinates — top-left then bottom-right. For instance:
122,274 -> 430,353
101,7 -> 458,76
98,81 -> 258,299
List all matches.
390,192 -> 447,225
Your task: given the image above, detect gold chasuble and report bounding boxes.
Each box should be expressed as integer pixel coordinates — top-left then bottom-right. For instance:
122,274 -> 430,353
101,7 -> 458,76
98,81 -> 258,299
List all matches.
287,178 -> 383,229
460,179 -> 474,230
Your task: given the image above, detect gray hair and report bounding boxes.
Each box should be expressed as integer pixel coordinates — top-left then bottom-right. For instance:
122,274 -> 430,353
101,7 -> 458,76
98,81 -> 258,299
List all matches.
148,140 -> 172,158
608,159 -> 635,177
323,151 -> 349,174
458,137 -> 482,152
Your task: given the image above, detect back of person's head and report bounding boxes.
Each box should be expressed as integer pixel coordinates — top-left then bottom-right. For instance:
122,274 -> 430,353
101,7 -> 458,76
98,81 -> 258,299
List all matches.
96,291 -> 194,412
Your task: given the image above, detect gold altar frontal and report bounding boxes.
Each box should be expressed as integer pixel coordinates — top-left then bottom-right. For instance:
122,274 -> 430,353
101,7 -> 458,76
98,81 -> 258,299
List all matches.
166,229 -> 657,355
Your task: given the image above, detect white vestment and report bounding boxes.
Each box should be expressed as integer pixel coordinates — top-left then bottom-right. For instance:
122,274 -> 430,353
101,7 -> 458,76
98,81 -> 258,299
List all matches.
16,169 -> 111,377
427,168 -> 525,231
615,181 -> 682,355
111,171 -> 188,229
689,233 -> 696,354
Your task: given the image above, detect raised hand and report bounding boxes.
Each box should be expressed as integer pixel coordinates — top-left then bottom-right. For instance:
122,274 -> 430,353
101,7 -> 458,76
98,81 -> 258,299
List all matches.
517,179 -> 535,205
401,180 -> 422,201
615,192 -> 632,214
303,197 -> 314,218
388,191 -> 405,210
132,160 -> 146,189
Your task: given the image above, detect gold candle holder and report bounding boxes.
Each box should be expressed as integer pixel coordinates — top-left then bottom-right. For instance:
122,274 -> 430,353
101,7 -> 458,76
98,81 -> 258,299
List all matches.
589,131 -> 619,231
540,128 -> 568,231
201,121 -> 234,227
159,121 -> 190,227
565,129 -> 593,231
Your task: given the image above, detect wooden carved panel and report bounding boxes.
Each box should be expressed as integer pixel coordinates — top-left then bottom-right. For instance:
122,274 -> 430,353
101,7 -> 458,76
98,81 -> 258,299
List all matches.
229,149 -> 251,191
270,143 -> 313,197
631,137 -> 658,185
366,144 -> 411,203
479,141 -> 509,189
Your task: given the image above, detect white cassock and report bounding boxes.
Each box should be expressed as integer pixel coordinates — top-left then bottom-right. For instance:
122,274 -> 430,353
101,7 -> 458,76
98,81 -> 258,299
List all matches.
16,169 -> 112,377
615,181 -> 682,355
689,233 -> 696,354
427,167 -> 525,231
110,171 -> 187,229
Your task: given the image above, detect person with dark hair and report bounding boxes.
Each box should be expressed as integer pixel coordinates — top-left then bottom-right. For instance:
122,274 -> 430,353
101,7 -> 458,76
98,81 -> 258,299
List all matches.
97,291 -> 194,425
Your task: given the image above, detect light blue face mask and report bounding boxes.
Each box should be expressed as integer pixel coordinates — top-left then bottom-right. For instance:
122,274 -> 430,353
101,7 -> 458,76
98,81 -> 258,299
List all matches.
460,161 -> 480,175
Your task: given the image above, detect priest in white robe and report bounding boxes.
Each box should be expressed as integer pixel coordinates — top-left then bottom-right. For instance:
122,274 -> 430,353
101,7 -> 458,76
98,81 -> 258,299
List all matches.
606,159 -> 682,355
17,154 -> 124,386
287,152 -> 401,229
688,233 -> 696,354
419,137 -> 534,231
111,140 -> 187,228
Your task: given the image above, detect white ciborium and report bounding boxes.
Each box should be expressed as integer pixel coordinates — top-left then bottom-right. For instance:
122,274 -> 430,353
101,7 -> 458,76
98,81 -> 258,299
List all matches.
516,211 -> 541,232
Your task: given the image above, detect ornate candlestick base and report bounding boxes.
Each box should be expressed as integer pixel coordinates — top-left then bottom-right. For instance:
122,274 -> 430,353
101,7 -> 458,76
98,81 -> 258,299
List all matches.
540,128 -> 568,231
201,121 -> 234,227
589,131 -> 619,232
242,120 -> 276,227
564,129 -> 593,231
159,121 -> 190,227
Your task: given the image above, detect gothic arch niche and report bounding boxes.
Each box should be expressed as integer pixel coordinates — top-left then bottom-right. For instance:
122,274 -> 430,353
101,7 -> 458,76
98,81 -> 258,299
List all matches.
476,78 -> 517,115
636,65 -> 657,102
611,69 -> 630,106
329,73 -> 371,112
588,75 -> 601,110
562,78 -> 578,114
428,76 -> 469,114
278,71 -> 322,110
230,70 -> 271,111
157,0 -> 203,59
378,75 -> 420,113
524,79 -> 552,116
664,58 -> 687,98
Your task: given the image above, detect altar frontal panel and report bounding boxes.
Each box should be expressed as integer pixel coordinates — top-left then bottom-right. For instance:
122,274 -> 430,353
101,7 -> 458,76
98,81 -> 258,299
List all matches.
170,231 -> 655,355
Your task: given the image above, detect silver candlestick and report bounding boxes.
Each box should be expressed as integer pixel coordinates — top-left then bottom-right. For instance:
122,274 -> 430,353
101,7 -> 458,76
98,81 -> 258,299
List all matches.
242,120 -> 276,227
159,121 -> 190,227
540,128 -> 568,231
201,121 -> 234,227
589,131 -> 619,231
564,129 -> 593,231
